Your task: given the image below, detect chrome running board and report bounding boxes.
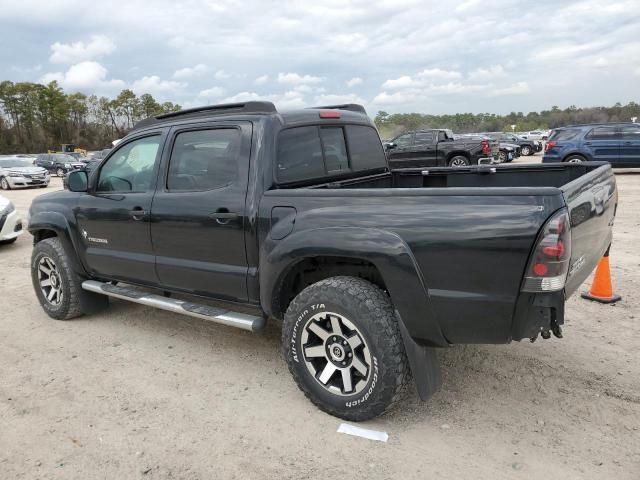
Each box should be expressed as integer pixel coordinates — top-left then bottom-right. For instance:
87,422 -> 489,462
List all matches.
81,280 -> 265,332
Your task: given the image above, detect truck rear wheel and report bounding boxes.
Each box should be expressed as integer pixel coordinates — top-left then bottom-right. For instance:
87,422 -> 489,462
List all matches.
448,156 -> 470,167
282,276 -> 410,421
31,237 -> 108,320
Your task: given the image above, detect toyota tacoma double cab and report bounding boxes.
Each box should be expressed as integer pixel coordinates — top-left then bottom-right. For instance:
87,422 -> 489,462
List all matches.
384,128 -> 499,168
28,102 -> 618,421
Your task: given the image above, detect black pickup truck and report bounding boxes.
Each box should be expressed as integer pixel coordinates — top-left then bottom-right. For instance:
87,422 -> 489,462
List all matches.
384,128 -> 499,168
28,102 -> 617,421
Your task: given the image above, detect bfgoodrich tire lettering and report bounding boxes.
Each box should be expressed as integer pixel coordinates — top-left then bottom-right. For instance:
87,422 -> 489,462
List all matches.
282,276 -> 410,421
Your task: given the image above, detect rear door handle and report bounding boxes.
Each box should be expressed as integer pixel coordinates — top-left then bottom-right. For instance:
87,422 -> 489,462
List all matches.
129,207 -> 147,221
209,209 -> 239,225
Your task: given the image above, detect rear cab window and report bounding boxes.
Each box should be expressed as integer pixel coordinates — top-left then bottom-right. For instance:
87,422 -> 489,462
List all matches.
276,124 -> 387,185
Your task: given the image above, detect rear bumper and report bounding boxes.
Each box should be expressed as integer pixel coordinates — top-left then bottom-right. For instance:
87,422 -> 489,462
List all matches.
0,209 -> 24,241
511,291 -> 565,341
477,156 -> 496,165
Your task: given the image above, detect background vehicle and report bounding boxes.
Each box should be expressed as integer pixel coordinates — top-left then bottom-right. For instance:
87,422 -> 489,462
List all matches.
0,194 -> 23,244
28,102 -> 617,421
520,130 -> 549,141
385,128 -> 498,168
35,153 -> 85,176
484,132 -> 541,156
456,134 -> 519,163
0,157 -> 50,190
543,123 -> 640,167
63,157 -> 102,189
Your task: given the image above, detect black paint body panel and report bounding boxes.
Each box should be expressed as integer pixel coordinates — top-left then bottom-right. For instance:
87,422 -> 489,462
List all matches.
27,107 -> 617,350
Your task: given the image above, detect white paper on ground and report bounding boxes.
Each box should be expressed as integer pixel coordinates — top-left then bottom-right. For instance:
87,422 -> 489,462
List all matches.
337,423 -> 389,442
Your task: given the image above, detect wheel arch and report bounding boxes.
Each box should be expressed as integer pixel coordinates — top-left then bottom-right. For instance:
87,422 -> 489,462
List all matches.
260,227 -> 448,348
29,212 -> 87,276
445,150 -> 471,162
562,152 -> 589,162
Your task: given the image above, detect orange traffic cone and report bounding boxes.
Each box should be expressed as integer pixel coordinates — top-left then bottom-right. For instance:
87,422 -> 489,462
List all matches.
581,247 -> 621,304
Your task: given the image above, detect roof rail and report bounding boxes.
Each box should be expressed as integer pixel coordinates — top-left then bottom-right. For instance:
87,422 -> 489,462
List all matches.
131,101 -> 277,131
308,103 -> 367,115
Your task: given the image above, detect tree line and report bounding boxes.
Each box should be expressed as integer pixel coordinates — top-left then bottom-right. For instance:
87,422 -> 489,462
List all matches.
2,79 -> 639,153
0,81 -> 181,154
374,101 -> 640,139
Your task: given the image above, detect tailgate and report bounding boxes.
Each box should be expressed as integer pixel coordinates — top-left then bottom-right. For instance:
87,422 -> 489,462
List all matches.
489,139 -> 500,157
562,164 -> 617,296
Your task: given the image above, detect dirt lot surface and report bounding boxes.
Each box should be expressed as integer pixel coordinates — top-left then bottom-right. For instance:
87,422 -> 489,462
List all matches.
1,163 -> 639,479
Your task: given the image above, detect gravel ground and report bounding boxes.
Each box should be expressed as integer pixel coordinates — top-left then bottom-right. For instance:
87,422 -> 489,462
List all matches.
1,161 -> 639,479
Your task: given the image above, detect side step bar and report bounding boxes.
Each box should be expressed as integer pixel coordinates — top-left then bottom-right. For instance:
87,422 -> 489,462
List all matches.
82,280 -> 265,332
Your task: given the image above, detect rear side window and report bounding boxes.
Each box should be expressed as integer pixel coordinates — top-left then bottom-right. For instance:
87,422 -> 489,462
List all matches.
549,129 -> 579,142
620,125 -> 640,139
415,131 -> 434,145
277,125 -> 386,184
585,126 -> 619,140
167,129 -> 240,191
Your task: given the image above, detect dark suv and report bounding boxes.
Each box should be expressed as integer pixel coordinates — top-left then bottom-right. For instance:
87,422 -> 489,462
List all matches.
35,153 -> 86,177
543,123 -> 640,167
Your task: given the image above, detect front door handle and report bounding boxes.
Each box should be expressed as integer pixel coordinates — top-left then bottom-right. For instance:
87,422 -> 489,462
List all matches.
209,209 -> 239,225
129,207 -> 147,221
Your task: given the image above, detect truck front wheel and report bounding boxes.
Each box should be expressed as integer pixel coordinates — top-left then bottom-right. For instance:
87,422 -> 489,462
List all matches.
31,237 -> 108,320
282,276 -> 410,421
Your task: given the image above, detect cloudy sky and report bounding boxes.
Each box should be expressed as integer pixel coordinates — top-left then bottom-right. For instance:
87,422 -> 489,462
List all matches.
1,0 -> 639,115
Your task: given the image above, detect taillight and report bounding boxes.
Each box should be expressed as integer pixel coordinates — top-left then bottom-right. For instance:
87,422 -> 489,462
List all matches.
522,209 -> 571,292
481,139 -> 490,156
545,140 -> 556,152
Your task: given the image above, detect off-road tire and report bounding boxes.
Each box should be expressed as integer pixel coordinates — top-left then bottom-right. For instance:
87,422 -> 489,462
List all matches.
31,237 -> 107,320
282,276 -> 410,421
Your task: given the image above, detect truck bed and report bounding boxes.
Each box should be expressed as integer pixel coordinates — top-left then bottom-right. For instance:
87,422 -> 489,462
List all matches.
306,162 -> 603,190
263,161 -> 616,345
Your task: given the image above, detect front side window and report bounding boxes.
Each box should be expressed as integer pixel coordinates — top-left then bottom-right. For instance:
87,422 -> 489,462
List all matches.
97,135 -> 161,192
167,129 -> 240,191
394,133 -> 413,147
586,127 -> 619,140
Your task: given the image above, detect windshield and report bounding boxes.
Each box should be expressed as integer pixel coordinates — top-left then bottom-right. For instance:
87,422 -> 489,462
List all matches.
0,159 -> 33,168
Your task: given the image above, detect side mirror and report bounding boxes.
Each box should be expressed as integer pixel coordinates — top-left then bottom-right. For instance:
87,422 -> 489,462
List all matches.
67,170 -> 88,192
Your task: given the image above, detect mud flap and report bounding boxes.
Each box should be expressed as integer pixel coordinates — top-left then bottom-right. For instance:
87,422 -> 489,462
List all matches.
397,312 -> 443,401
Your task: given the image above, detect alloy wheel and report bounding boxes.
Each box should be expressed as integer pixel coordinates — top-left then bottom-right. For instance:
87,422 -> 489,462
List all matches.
300,312 -> 372,396
37,256 -> 63,305
450,157 -> 469,167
